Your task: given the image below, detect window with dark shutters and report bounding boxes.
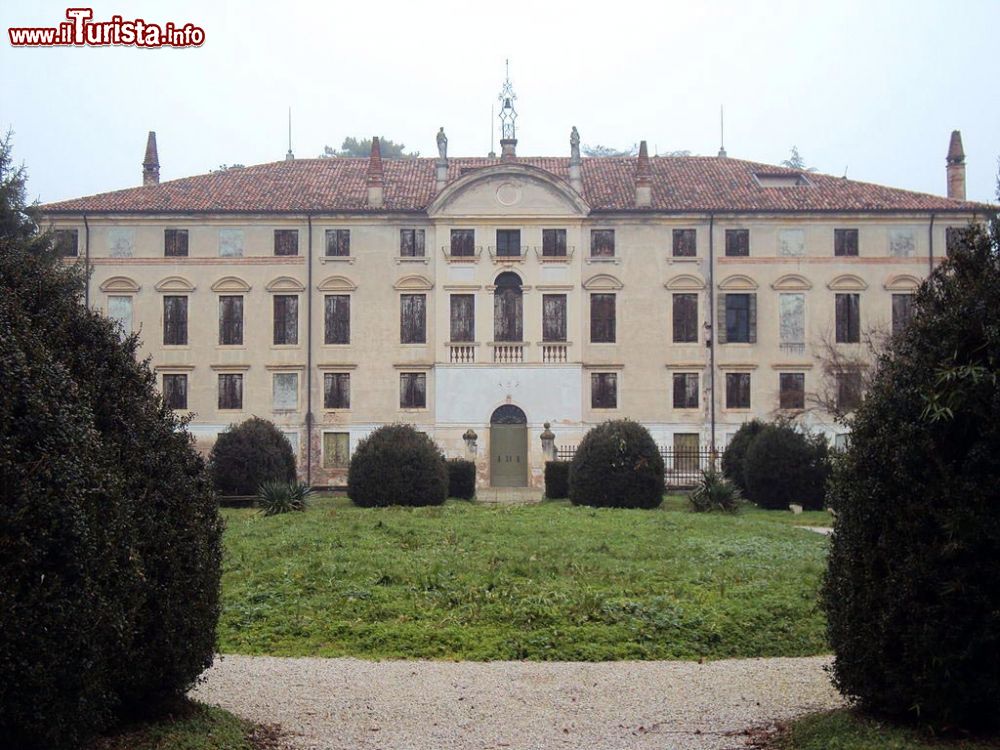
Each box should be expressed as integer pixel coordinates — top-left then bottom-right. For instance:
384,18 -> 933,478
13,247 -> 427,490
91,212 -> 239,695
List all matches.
542,229 -> 567,256
834,228 -> 858,257
493,273 -> 523,342
218,373 -> 243,409
325,229 -> 350,257
591,373 -> 618,408
725,229 -> 749,257
324,372 -> 351,409
400,229 -> 426,257
218,296 -> 244,345
400,294 -> 427,344
673,373 -> 699,408
779,372 -> 805,410
672,293 -> 698,343
163,374 -> 188,410
542,295 -> 567,342
496,229 -> 521,257
672,229 -> 696,257
273,295 -> 298,345
945,227 -> 963,258
590,293 -> 616,343
450,229 -> 474,256
400,372 -> 427,408
324,295 -> 351,345
164,229 -> 189,257
891,293 -> 914,335
590,229 -> 615,257
835,293 -> 860,343
450,295 -> 475,342
722,293 -> 755,343
726,372 -> 751,409
53,229 -> 79,257
837,370 -> 862,411
163,296 -> 188,345
274,229 -> 299,256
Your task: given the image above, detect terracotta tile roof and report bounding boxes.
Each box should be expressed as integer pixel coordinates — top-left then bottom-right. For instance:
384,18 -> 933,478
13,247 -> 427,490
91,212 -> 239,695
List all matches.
40,156 -> 988,215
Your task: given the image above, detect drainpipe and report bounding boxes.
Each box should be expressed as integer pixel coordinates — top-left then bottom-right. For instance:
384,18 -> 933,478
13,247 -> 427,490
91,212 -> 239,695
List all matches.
83,214 -> 91,307
306,214 -> 314,487
928,213 -> 936,274
708,213 -> 716,458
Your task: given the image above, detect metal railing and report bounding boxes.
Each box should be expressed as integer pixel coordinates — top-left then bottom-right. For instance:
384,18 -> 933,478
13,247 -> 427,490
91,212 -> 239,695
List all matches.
552,444 -> 718,488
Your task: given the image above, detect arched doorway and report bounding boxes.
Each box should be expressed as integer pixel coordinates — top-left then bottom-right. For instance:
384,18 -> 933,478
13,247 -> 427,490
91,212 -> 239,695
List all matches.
490,404 -> 527,487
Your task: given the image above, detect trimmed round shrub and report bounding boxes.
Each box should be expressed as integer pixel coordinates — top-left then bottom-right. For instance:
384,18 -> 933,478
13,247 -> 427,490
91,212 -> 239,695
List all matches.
823,224 -> 1000,730
720,419 -> 764,492
544,460 -> 570,499
209,417 -> 296,496
743,424 -> 829,510
447,458 -> 476,499
0,146 -> 222,750
348,424 -> 448,507
569,420 -> 664,508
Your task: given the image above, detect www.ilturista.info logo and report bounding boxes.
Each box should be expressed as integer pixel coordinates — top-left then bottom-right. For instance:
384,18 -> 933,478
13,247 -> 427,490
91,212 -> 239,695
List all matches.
8,8 -> 205,48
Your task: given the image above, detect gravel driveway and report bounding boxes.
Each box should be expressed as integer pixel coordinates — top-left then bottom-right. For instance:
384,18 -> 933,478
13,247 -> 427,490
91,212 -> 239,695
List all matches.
192,655 -> 843,750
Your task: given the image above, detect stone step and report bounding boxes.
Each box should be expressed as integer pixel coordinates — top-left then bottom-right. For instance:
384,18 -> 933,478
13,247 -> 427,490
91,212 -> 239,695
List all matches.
474,487 -> 543,505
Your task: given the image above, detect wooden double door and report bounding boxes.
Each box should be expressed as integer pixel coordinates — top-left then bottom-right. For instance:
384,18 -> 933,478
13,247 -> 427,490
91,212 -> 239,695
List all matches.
490,405 -> 528,487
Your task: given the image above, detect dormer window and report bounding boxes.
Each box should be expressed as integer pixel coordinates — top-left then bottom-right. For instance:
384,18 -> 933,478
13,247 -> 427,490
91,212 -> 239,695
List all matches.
754,172 -> 812,188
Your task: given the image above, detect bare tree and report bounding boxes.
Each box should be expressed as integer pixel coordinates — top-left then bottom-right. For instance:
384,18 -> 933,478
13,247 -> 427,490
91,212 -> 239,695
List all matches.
806,323 -> 889,422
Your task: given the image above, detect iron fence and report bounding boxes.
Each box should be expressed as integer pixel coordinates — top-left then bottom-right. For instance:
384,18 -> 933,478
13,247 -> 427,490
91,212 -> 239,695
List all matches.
552,445 -> 718,489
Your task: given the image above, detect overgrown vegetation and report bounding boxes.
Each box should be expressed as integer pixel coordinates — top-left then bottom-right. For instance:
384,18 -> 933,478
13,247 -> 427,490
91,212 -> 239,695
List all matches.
219,495 -> 828,661
210,417 -> 297,496
823,222 -> 1000,730
569,420 -> 664,508
446,458 -> 476,500
743,423 -> 830,510
544,460 -> 570,499
257,481 -> 311,516
689,468 -> 742,513
0,135 -> 223,750
348,424 -> 448,507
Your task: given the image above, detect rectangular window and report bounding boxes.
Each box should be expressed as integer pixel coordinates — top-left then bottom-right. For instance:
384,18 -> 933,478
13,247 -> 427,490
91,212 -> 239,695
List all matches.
673,373 -> 699,409
400,294 -> 427,344
218,373 -> 243,410
889,229 -> 916,258
218,228 -> 243,257
837,371 -> 863,412
107,296 -> 133,335
323,372 -> 351,409
542,294 -> 567,342
779,372 -> 805,410
163,295 -> 188,345
325,229 -> 350,257
591,372 -> 618,409
323,432 -> 350,469
891,293 -> 914,335
400,229 -> 426,257
590,293 -> 616,343
779,293 -> 805,345
778,229 -> 805,257
324,295 -> 350,345
218,296 -> 244,345
590,229 -> 615,257
725,229 -> 749,257
496,229 -> 521,257
672,293 -> 698,343
834,228 -> 858,257
400,372 -> 427,408
449,294 -> 475,342
542,228 -> 567,256
162,374 -> 188,410
273,295 -> 298,345
726,372 -> 751,409
723,293 -> 755,343
835,293 -> 860,343
450,229 -> 474,256
164,228 -> 189,257
272,372 -> 298,411
945,227 -> 963,258
53,229 -> 79,257
674,433 -> 701,471
672,228 -> 696,257
274,229 -> 299,256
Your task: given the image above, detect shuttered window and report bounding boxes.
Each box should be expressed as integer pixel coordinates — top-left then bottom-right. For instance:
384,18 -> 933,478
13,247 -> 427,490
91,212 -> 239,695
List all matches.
542,229 -> 567,256
672,229 -> 696,257
891,293 -> 914,335
725,372 -> 751,409
324,295 -> 351,345
324,373 -> 351,409
725,229 -> 749,256
273,295 -> 298,345
834,228 -> 858,257
779,373 -> 805,410
400,229 -> 426,257
672,293 -> 698,343
400,294 -> 427,344
450,229 -> 474,256
163,295 -> 188,345
162,374 -> 188,410
590,293 -> 616,343
496,229 -> 521,257
591,373 -> 618,408
590,229 -> 615,257
450,295 -> 475,342
719,293 -> 756,344
164,229 -> 188,257
218,373 -> 243,409
542,294 -> 567,342
673,373 -> 699,408
400,372 -> 427,408
219,296 -> 244,345
274,229 -> 299,256
835,293 -> 860,343
325,229 -> 350,256
323,432 -> 350,468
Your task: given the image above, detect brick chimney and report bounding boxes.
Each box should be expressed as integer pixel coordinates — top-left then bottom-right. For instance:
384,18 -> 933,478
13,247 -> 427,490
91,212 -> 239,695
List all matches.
366,136 -> 384,208
635,140 -> 652,208
946,130 -> 966,200
142,131 -> 159,186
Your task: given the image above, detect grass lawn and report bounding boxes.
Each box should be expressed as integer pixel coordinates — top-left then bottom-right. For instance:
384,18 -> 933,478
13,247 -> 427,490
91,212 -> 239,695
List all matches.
769,709 -> 1000,750
87,700 -> 282,750
220,495 -> 831,660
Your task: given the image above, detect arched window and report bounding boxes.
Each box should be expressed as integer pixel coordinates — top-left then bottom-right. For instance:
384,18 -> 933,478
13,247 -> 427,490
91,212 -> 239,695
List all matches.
490,404 -> 527,424
494,272 -> 523,342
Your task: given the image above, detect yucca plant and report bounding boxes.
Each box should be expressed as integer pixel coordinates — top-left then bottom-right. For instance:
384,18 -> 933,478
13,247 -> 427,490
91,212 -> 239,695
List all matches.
689,467 -> 742,513
257,480 -> 312,516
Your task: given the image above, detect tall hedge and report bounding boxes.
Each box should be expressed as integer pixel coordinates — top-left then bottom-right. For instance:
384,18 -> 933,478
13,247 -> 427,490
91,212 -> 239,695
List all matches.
209,416 -> 297,496
743,423 -> 830,510
720,419 -> 764,492
823,223 -> 1000,729
0,139 -> 222,749
569,420 -> 664,508
447,458 -> 476,500
348,424 -> 448,507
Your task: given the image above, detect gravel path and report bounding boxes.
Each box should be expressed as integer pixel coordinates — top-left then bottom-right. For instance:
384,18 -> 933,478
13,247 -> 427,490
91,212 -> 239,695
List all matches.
192,655 -> 843,750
